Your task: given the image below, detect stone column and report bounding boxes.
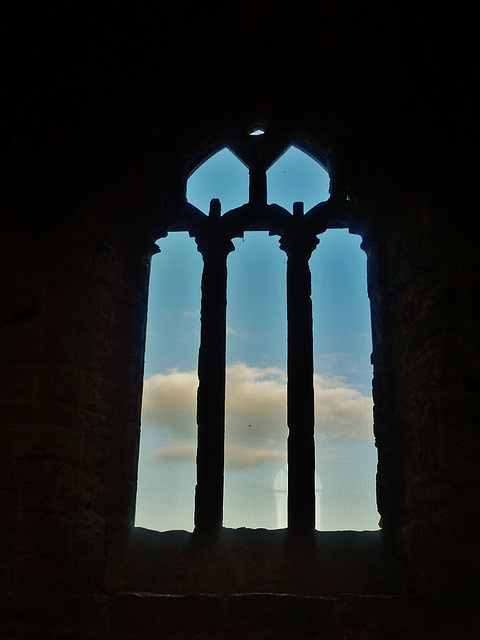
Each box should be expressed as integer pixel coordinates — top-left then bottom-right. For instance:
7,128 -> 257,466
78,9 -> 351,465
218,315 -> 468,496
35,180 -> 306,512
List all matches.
194,199 -> 234,533
280,202 -> 319,532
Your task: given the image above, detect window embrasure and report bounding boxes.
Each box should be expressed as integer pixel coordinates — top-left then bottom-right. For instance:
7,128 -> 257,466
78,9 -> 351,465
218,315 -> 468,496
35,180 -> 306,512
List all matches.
135,131 -> 378,534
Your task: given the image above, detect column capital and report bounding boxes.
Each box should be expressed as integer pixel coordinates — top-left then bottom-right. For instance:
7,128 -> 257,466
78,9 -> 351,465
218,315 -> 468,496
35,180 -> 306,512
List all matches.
279,208 -> 319,261
195,216 -> 235,258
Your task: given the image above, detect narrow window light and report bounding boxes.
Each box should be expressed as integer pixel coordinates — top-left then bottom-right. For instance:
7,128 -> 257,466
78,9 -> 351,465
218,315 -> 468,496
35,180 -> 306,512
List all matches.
224,231 -> 287,529
135,232 -> 202,533
311,229 -> 378,531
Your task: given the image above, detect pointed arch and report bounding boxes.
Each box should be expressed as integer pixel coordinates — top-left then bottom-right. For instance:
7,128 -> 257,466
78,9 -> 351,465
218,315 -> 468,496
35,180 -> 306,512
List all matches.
187,147 -> 249,214
267,145 -> 330,211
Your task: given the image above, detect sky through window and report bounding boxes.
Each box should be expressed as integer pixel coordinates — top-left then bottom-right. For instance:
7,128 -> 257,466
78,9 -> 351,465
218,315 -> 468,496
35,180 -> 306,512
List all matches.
135,146 -> 379,532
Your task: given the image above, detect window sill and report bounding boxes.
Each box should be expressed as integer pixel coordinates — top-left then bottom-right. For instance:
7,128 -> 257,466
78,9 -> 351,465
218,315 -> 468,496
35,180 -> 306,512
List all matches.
106,527 -> 399,596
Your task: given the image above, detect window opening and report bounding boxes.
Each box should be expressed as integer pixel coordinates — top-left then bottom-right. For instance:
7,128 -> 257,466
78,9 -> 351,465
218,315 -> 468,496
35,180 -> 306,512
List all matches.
135,232 -> 202,532
187,147 -> 248,213
311,229 -> 378,530
267,145 -> 330,211
135,137 -> 377,534
224,231 -> 287,529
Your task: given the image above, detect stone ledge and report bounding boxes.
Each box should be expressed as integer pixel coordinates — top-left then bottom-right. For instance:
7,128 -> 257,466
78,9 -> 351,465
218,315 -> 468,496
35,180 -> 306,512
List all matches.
2,591 -> 478,639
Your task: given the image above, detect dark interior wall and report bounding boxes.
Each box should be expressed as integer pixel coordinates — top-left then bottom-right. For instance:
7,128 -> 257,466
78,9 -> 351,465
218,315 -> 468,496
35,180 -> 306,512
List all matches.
2,2 -> 479,638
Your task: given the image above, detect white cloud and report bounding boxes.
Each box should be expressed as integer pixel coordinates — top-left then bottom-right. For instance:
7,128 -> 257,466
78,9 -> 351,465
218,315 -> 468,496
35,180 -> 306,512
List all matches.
225,443 -> 286,468
313,374 -> 373,440
141,369 -> 198,439
152,441 -> 197,461
141,362 -> 373,450
152,441 -> 285,469
225,363 -> 287,447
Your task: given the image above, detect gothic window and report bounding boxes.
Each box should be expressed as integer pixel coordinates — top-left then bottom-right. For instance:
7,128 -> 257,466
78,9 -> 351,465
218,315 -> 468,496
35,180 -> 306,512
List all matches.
135,129 -> 378,534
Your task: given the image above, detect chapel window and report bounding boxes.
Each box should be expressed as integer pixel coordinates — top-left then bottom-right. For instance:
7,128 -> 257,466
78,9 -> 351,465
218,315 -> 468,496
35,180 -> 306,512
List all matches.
135,131 -> 378,533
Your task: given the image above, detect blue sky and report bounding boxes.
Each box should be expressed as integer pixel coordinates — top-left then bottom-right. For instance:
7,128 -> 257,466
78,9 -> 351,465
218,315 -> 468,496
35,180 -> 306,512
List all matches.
135,145 -> 378,532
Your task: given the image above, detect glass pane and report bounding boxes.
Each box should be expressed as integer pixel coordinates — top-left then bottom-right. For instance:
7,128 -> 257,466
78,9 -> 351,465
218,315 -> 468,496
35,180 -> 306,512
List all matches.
224,232 -> 287,529
135,232 -> 202,532
311,229 -> 378,531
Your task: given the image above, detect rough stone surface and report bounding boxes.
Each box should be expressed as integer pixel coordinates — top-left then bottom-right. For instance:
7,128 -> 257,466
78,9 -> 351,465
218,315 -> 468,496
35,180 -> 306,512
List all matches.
1,2 -> 478,638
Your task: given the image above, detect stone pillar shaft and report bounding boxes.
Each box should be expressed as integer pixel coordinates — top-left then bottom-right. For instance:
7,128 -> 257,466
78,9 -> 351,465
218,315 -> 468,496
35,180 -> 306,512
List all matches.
281,204 -> 318,532
194,207 -> 233,532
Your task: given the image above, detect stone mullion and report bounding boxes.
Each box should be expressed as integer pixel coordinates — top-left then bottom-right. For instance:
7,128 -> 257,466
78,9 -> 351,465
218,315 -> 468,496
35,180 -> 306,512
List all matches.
248,134 -> 267,208
281,203 -> 319,533
194,202 -> 233,534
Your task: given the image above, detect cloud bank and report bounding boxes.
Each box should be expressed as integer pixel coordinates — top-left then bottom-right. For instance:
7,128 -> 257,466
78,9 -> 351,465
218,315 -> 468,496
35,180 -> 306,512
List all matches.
142,362 -> 373,467
153,441 -> 286,468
